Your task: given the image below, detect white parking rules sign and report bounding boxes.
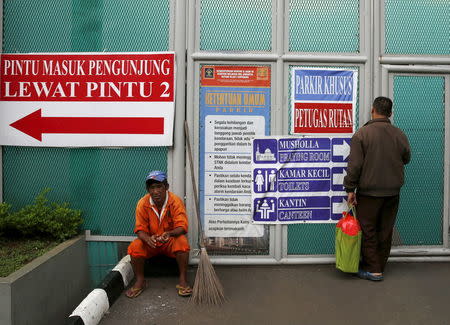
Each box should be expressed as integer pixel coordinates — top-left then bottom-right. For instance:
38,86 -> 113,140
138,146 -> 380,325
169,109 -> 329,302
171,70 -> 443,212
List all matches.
251,135 -> 351,224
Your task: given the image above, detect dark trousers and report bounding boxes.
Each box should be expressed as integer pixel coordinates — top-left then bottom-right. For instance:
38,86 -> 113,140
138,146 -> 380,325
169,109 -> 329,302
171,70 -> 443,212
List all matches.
356,194 -> 400,273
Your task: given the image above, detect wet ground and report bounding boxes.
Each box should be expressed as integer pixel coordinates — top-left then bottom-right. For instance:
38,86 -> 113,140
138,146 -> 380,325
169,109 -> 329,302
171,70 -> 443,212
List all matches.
100,262 -> 450,325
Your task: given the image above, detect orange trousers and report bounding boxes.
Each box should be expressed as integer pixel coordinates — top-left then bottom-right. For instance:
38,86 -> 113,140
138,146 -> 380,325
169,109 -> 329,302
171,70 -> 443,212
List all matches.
127,235 -> 190,259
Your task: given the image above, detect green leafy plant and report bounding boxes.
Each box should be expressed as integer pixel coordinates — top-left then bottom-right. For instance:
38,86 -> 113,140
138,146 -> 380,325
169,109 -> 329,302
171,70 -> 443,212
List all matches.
0,189 -> 83,276
0,188 -> 83,241
0,202 -> 12,237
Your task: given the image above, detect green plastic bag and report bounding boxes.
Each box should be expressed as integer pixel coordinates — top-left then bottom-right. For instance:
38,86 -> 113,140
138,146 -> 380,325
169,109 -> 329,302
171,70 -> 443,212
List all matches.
335,208 -> 361,273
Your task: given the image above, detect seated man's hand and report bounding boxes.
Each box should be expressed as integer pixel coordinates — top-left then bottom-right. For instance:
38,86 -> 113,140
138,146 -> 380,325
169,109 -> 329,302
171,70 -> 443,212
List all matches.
157,232 -> 170,243
146,234 -> 158,248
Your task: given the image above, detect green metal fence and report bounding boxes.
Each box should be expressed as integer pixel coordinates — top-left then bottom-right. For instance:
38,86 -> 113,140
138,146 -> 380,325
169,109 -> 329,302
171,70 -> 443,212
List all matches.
199,0 -> 273,51
2,0 -> 171,286
2,0 -> 449,269
289,0 -> 360,53
385,0 -> 450,55
393,76 -> 445,245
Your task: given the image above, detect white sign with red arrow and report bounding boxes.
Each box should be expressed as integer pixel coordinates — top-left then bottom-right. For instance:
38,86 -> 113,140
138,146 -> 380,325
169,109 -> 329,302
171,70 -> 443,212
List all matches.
1,102 -> 172,146
0,52 -> 175,147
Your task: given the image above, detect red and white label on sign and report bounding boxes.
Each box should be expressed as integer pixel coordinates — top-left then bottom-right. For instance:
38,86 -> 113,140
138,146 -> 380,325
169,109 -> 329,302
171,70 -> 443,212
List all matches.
293,102 -> 353,134
1,53 -> 174,102
0,52 -> 175,146
201,66 -> 270,87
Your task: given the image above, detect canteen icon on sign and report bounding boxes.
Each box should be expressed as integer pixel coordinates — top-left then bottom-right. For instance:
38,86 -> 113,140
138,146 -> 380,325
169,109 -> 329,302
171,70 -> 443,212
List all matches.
253,198 -> 277,221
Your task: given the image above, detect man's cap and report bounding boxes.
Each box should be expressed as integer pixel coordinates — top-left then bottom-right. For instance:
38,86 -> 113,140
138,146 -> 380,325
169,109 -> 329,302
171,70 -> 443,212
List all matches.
145,170 -> 167,183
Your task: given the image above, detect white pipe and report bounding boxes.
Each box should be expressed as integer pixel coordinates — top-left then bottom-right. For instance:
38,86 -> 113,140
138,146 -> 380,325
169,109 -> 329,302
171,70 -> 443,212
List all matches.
192,52 -> 278,61
381,56 -> 450,65
389,256 -> 450,263
391,248 -> 450,256
282,54 -> 368,63
444,76 -> 450,248
364,0 -> 373,124
192,53 -> 368,63
170,0 -> 187,198
189,254 -> 450,265
274,0 -> 285,262
85,230 -> 135,242
382,65 -> 450,73
186,0 -> 198,255
190,257 -> 279,265
372,0 -> 381,97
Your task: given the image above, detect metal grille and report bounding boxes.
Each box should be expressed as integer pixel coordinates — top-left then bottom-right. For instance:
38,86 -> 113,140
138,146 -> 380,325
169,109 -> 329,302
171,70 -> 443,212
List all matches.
3,0 -> 170,52
385,0 -> 450,55
288,224 -> 335,254
289,0 -> 360,53
88,241 -> 119,287
393,76 -> 445,245
199,0 -> 272,51
3,0 -> 73,52
287,65 -> 359,255
2,147 -> 167,236
101,0 -> 170,51
2,0 -> 170,236
71,0 -> 104,51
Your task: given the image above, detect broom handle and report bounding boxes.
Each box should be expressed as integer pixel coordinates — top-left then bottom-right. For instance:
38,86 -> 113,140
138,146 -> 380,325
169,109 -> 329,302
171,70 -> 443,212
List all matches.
184,121 -> 206,248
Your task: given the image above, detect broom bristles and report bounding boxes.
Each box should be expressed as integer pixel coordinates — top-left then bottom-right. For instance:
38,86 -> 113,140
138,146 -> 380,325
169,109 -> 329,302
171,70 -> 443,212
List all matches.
190,247 -> 225,305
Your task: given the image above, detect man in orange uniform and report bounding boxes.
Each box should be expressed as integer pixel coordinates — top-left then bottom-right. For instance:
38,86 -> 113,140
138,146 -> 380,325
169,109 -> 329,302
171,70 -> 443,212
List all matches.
126,171 -> 191,298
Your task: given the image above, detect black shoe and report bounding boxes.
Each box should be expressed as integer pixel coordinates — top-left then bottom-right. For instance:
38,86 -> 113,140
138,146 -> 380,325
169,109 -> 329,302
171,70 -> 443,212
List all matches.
357,269 -> 384,281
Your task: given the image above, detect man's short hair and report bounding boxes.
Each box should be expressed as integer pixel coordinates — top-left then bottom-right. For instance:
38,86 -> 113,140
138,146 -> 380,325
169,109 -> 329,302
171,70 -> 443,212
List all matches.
373,96 -> 393,117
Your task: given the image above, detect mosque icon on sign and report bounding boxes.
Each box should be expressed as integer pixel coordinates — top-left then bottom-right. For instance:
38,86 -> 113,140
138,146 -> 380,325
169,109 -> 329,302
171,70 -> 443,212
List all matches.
255,144 -> 276,162
253,139 -> 278,164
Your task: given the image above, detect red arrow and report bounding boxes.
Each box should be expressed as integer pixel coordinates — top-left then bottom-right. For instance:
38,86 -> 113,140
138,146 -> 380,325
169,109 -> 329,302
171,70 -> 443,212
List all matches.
10,109 -> 164,141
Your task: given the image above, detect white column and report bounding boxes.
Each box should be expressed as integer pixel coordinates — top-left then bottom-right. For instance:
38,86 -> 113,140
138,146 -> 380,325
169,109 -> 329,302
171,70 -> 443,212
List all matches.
169,0 -> 187,198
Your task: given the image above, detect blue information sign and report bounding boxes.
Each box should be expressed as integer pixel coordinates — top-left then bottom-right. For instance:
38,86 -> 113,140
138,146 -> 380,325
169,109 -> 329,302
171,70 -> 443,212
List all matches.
251,135 -> 352,223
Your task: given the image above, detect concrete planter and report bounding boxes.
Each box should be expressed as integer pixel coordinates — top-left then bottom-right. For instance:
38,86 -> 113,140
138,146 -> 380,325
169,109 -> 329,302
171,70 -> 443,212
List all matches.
0,235 -> 90,325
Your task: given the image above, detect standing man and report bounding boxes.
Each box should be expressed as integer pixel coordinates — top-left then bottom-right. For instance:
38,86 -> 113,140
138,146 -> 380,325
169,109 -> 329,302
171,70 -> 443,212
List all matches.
126,171 -> 192,298
344,97 -> 411,281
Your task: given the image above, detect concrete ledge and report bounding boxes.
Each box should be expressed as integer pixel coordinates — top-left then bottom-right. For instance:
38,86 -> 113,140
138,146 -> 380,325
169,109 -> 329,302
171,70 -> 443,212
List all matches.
0,235 -> 90,325
67,254 -> 181,325
68,255 -> 133,325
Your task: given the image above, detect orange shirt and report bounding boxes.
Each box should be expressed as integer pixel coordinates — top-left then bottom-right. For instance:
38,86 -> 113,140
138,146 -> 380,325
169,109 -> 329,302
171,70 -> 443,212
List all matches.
134,192 -> 188,236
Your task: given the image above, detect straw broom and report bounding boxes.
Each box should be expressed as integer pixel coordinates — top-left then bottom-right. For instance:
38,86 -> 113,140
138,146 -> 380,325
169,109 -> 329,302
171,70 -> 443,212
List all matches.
185,121 -> 225,305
